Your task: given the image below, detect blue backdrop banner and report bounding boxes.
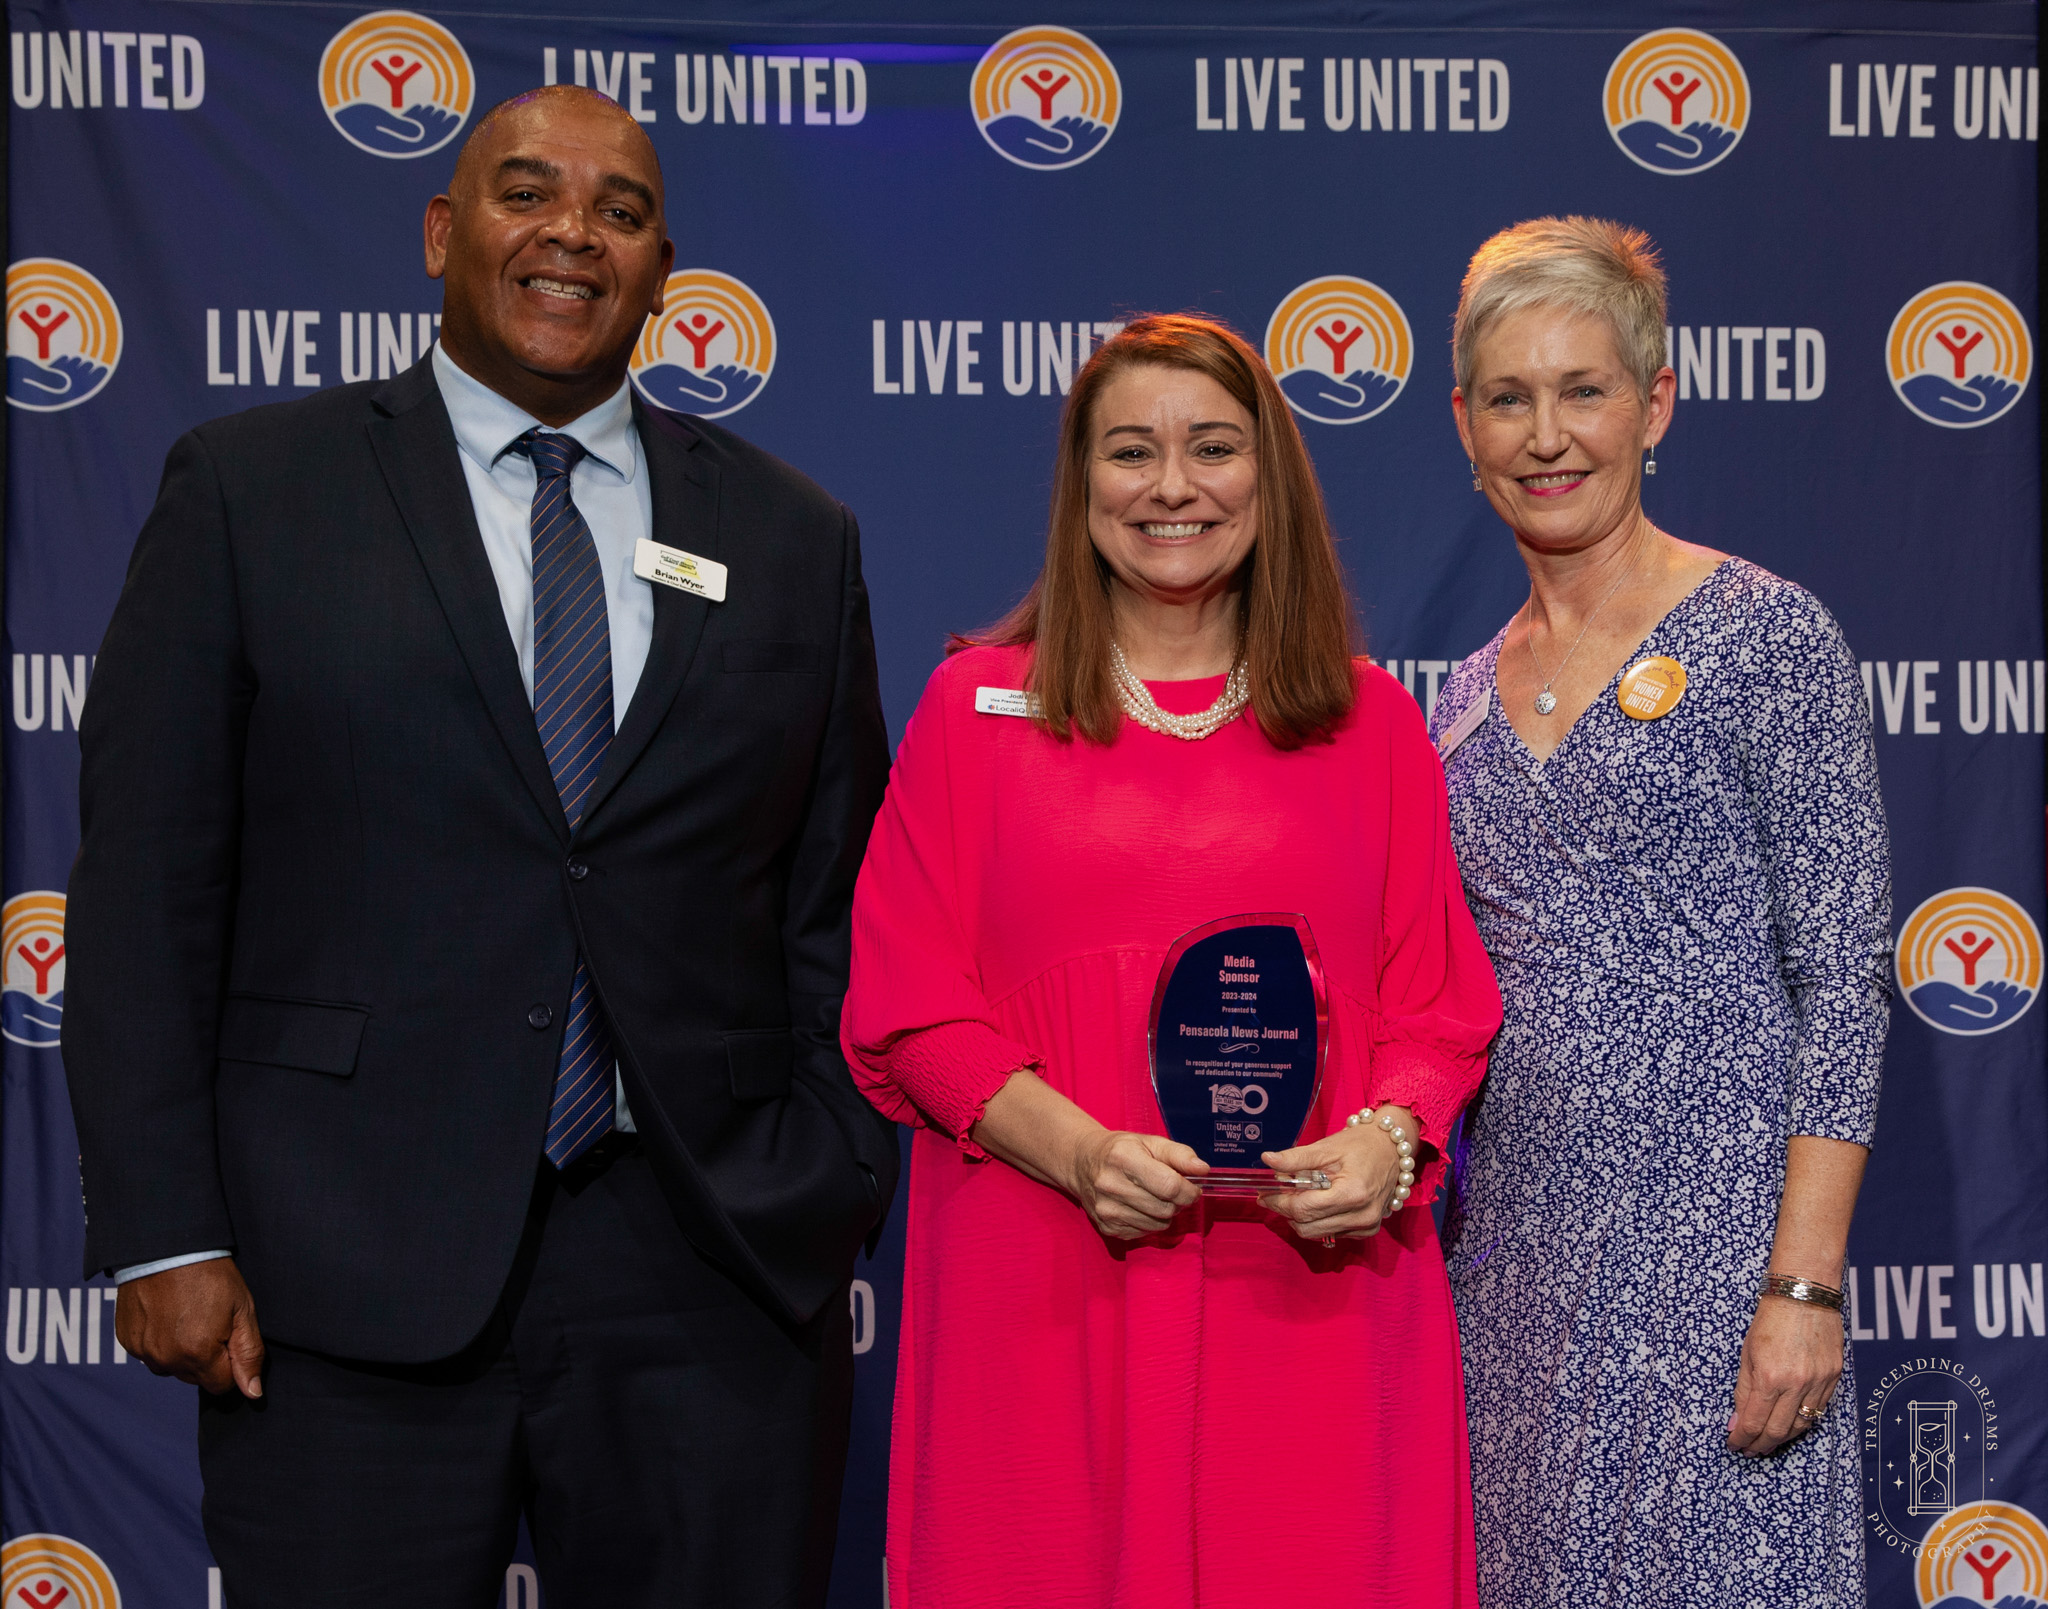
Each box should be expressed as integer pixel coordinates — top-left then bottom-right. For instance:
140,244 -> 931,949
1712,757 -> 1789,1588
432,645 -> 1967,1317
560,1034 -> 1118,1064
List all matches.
3,3 -> 2039,1604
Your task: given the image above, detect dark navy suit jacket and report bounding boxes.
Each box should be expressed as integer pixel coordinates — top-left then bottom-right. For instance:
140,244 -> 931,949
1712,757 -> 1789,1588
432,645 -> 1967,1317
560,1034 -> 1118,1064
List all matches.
65,355 -> 899,1360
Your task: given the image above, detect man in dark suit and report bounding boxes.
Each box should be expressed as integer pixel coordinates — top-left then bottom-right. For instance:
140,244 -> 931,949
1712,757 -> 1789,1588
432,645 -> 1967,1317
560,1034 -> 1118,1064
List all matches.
63,85 -> 897,1605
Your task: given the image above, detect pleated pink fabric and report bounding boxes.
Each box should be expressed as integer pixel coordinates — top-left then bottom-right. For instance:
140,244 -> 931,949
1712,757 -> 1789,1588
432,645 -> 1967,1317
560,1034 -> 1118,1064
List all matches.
843,644 -> 1502,1609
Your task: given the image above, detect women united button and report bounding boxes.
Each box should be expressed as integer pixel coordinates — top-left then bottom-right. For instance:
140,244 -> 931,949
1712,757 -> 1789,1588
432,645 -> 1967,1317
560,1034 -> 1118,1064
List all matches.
971,26 -> 1120,170
6,258 -> 121,412
1888,282 -> 2032,429
630,270 -> 775,420
1617,657 -> 1685,720
1603,29 -> 1749,175
1265,277 -> 1411,425
320,10 -> 474,159
1896,887 -> 2042,1037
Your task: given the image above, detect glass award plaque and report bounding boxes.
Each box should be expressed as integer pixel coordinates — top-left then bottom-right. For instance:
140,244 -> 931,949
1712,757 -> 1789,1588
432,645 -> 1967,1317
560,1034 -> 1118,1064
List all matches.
1148,914 -> 1330,1196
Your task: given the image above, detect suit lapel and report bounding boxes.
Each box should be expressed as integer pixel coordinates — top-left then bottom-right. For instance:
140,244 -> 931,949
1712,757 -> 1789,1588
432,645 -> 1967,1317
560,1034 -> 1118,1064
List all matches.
577,398 -> 722,828
366,361 -> 569,845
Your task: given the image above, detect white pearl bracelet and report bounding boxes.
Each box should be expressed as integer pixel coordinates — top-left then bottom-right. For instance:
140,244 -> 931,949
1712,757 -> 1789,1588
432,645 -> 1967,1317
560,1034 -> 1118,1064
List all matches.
1345,1106 -> 1417,1212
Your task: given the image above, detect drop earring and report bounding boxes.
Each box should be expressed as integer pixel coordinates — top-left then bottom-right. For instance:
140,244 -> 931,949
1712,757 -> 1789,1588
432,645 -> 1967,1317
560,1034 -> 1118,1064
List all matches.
1644,444 -> 1658,476
1470,460 -> 1482,491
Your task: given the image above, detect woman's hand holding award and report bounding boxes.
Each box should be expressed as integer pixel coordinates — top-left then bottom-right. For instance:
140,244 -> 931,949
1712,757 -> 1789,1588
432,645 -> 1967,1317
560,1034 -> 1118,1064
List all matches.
1149,914 -> 1333,1196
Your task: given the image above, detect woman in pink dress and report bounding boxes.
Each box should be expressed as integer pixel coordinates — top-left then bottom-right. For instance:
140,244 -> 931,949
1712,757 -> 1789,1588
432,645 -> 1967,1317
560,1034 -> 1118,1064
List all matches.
841,315 -> 1502,1608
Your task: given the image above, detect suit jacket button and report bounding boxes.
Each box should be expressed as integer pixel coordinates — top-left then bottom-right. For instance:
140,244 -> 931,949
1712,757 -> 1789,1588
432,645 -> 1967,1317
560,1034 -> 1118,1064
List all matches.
566,859 -> 589,881
528,1004 -> 554,1030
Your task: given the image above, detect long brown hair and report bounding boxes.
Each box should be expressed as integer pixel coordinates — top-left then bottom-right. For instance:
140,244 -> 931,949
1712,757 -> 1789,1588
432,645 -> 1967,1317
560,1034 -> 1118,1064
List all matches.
957,313 -> 1359,750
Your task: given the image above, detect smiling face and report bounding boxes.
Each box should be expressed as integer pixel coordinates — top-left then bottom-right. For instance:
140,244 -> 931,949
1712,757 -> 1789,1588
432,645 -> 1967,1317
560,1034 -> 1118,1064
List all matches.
1453,305 -> 1673,556
426,89 -> 673,422
1085,364 -> 1261,611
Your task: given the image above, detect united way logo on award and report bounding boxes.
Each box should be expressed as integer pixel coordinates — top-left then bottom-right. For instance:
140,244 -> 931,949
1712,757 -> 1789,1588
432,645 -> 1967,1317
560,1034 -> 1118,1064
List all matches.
1150,914 -> 1328,1192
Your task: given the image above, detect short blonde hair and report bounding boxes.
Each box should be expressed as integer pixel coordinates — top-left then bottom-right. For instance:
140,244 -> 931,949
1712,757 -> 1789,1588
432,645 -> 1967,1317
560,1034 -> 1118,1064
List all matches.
1453,216 -> 1668,397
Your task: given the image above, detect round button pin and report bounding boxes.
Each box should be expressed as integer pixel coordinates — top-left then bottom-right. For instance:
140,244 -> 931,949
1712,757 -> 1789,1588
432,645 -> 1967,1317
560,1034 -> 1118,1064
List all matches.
1617,656 -> 1687,720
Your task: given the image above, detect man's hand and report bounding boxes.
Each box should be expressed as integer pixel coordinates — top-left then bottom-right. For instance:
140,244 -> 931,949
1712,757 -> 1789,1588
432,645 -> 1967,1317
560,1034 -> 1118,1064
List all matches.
115,1259 -> 265,1398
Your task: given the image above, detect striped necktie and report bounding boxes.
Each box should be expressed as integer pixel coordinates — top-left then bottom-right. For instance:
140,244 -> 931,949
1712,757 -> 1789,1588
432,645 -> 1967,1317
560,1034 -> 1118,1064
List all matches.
516,428 -> 616,1168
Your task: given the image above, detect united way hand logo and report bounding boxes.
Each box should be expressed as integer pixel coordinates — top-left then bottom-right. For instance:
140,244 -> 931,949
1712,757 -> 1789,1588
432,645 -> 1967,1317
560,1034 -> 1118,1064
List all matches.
0,1534 -> 122,1609
1265,277 -> 1411,425
1,892 -> 66,1049
1916,1502 -> 2048,1605
1604,29 -> 1749,176
1889,283 -> 2032,429
320,11 -> 473,159
630,271 -> 775,420
972,27 -> 1120,170
1896,887 -> 2041,1037
6,259 -> 120,412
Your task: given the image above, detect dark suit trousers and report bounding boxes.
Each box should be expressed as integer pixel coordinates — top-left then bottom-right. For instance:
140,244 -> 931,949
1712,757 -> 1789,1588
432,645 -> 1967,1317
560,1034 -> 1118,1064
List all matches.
196,1149 -> 854,1608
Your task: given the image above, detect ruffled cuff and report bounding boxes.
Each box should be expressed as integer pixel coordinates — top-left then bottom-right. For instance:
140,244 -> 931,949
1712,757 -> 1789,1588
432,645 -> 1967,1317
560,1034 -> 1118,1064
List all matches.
846,1019 -> 1041,1159
1364,1037 -> 1481,1204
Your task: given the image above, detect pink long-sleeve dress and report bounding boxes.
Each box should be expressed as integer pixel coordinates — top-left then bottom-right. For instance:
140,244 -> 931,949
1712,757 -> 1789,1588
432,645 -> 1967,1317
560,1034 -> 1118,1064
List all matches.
842,644 -> 1503,1609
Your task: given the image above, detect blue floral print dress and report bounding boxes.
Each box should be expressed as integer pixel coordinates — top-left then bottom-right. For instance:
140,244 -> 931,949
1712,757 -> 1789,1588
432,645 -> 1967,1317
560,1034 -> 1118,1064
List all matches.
1429,558 -> 1890,1608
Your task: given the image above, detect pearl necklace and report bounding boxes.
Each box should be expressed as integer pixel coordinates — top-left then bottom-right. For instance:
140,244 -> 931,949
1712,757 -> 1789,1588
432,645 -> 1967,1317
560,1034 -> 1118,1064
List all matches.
1110,641 -> 1252,741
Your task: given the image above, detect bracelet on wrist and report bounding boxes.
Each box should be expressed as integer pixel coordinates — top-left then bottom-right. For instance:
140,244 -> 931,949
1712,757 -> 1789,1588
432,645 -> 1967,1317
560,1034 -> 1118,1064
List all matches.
1344,1105 -> 1417,1212
1760,1274 -> 1844,1312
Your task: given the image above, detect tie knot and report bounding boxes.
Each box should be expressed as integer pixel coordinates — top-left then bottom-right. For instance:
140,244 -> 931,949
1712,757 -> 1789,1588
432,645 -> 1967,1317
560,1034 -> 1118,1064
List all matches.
517,429 -> 586,481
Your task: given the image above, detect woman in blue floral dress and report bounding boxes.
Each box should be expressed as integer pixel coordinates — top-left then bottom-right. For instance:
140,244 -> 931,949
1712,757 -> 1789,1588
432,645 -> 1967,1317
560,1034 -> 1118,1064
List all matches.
1429,217 -> 1890,1606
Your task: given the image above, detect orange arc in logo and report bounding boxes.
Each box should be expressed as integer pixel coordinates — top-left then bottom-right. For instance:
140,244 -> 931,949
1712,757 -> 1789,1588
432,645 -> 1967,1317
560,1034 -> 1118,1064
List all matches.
320,10 -> 473,113
0,1534 -> 122,1609
1916,1502 -> 2048,1605
972,27 -> 1120,128
5,260 -> 122,367
1266,278 -> 1411,382
1,890 -> 67,985
1889,283 -> 2032,387
1605,29 -> 1748,131
634,271 -> 775,376
1898,888 -> 2043,994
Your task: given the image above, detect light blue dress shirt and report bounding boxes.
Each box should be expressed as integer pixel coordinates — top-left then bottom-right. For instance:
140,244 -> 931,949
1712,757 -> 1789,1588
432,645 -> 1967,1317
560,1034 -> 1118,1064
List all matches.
115,345 -> 653,1284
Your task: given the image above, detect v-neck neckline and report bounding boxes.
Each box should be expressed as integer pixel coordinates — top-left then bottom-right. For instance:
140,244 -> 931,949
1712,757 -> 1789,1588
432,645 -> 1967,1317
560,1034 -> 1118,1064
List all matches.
1491,557 -> 1735,772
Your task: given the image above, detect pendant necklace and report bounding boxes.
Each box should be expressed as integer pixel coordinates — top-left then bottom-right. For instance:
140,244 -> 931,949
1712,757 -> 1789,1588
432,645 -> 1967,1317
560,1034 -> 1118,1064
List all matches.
1523,533 -> 1646,717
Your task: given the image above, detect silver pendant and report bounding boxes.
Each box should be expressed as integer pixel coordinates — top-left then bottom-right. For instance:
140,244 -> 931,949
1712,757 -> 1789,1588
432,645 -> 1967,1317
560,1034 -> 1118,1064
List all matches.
1534,690 -> 1557,715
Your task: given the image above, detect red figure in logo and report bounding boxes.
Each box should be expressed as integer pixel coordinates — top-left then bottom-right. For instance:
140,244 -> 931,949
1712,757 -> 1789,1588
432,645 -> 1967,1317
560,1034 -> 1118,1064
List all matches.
17,1579 -> 70,1609
1313,319 -> 1363,376
1964,1542 -> 2012,1600
675,312 -> 726,369
1943,929 -> 1996,986
16,935 -> 64,995
1024,67 -> 1071,122
369,52 -> 424,109
1653,70 -> 1702,127
17,302 -> 71,361
1934,322 -> 1984,380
